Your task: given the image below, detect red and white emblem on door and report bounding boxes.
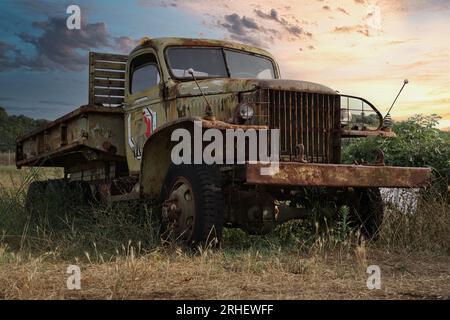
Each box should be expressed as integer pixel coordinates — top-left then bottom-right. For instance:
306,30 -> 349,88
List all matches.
142,108 -> 157,138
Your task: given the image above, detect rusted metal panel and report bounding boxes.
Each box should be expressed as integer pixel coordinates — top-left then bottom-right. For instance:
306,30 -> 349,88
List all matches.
341,129 -> 397,138
133,37 -> 279,69
17,105 -> 123,142
246,163 -> 432,188
201,120 -> 268,131
16,141 -> 83,167
256,89 -> 340,164
173,78 -> 336,98
16,105 -> 126,168
257,79 -> 336,94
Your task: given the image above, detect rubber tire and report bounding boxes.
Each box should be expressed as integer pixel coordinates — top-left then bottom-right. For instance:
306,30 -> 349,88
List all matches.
160,164 -> 224,246
351,187 -> 384,239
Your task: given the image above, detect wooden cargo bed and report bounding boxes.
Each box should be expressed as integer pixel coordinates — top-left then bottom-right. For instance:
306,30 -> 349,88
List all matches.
16,52 -> 129,169
16,105 -> 126,168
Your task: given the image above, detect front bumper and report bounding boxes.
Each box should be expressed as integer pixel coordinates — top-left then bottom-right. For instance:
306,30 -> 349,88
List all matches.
246,163 -> 432,188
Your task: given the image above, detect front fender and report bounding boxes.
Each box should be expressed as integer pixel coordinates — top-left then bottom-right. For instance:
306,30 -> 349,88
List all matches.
140,116 -> 268,200
140,117 -> 200,200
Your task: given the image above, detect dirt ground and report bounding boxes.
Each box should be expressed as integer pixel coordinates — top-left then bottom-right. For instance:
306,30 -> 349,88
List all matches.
0,248 -> 449,300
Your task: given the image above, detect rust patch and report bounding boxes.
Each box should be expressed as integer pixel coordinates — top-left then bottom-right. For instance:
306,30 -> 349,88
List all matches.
102,141 -> 117,154
342,129 -> 397,138
17,105 -> 124,142
246,163 -> 432,188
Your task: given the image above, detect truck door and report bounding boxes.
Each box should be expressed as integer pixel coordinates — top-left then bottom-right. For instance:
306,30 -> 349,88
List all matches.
125,50 -> 163,174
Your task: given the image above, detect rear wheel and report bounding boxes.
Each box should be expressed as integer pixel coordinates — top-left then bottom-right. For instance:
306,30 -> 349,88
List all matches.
160,165 -> 224,246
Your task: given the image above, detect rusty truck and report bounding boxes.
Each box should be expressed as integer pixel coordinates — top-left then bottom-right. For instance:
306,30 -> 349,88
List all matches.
16,37 -> 431,244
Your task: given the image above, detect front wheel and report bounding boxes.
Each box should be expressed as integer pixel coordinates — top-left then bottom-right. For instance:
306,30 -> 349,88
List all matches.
160,165 -> 224,246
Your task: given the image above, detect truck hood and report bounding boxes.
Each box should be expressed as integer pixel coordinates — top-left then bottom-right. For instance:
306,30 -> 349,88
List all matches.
174,78 -> 338,97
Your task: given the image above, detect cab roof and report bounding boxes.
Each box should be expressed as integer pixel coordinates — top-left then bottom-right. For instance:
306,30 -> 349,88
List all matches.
130,37 -> 276,60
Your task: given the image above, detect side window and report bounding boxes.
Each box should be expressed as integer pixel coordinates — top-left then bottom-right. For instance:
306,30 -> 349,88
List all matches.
130,53 -> 160,95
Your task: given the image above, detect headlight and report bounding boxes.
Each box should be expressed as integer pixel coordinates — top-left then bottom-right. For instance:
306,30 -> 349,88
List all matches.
340,109 -> 352,124
238,103 -> 254,120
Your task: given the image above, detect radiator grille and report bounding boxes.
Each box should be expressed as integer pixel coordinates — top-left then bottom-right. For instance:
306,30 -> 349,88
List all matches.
254,89 -> 341,163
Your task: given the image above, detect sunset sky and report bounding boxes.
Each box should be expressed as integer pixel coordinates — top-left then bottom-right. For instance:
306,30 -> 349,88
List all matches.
0,0 -> 449,129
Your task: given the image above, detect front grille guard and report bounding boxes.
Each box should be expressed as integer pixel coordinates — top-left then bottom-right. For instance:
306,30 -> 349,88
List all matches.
339,94 -> 383,131
247,89 -> 341,164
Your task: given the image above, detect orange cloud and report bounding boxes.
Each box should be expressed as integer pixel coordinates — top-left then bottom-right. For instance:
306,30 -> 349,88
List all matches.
143,0 -> 450,128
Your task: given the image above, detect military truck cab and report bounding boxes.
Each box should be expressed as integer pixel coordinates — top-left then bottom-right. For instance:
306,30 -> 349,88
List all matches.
16,37 -> 431,245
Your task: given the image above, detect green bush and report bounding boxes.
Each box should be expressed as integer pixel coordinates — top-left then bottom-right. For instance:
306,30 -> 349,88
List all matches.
342,114 -> 450,183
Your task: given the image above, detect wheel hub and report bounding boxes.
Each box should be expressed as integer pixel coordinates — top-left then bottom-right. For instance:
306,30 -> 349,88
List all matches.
162,178 -> 196,240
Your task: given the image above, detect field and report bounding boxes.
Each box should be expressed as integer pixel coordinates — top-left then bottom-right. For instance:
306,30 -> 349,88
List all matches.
0,165 -> 449,300
0,153 -> 14,167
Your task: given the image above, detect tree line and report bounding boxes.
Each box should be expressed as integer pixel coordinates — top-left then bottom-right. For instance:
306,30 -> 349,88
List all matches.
0,107 -> 48,152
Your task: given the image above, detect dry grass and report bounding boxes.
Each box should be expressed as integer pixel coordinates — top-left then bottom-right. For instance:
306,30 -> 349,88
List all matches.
0,166 -> 449,300
0,165 -> 62,191
379,191 -> 450,253
0,246 -> 448,300
0,153 -> 14,167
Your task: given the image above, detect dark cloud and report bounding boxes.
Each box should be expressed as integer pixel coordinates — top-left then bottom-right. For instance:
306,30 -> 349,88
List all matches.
18,17 -> 111,71
138,0 -> 178,8
17,0 -> 66,15
221,14 -> 259,36
162,1 -> 178,8
218,10 -> 309,47
0,42 -> 25,71
322,6 -> 331,11
354,0 -> 365,4
286,25 -> 302,37
254,8 -> 311,39
219,14 -> 265,46
0,17 -> 137,72
254,8 -> 279,21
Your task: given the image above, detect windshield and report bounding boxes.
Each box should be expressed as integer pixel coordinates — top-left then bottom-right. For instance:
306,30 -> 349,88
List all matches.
166,47 -> 276,80
224,50 -> 275,79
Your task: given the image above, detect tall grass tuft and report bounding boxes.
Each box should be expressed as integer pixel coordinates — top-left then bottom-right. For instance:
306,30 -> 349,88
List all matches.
0,167 -> 160,260
1,165 -> 449,259
378,187 -> 450,253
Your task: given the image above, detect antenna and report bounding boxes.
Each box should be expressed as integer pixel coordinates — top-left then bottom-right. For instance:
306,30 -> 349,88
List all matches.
385,79 -> 409,119
187,68 -> 215,121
